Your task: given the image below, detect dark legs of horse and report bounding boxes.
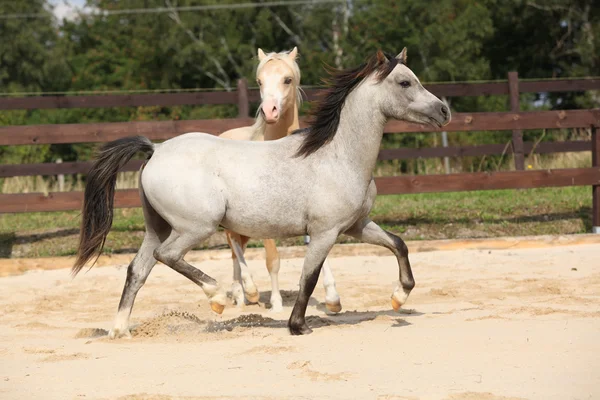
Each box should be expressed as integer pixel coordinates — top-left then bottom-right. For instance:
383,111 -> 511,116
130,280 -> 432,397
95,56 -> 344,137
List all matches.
109,235 -> 159,339
288,232 -> 337,335
110,191 -> 224,339
153,229 -> 227,314
345,218 -> 415,310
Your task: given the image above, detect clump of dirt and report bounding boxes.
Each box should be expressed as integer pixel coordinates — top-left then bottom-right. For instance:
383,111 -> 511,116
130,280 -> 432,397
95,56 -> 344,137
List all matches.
206,314 -> 281,332
132,310 -> 206,338
75,328 -> 108,339
131,311 -> 289,338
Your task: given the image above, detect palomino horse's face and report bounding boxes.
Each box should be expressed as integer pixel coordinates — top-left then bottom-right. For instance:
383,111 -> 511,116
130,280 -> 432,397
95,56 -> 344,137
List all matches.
257,47 -> 299,124
378,48 -> 450,128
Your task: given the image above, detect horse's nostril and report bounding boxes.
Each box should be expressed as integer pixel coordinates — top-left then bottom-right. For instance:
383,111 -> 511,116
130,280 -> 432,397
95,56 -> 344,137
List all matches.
441,105 -> 448,116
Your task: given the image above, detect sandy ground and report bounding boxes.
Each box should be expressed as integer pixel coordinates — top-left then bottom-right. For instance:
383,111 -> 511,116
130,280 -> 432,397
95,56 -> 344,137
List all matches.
0,239 -> 599,400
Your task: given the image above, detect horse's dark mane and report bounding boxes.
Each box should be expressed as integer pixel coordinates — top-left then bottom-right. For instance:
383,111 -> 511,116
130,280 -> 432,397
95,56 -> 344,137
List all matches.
295,51 -> 399,157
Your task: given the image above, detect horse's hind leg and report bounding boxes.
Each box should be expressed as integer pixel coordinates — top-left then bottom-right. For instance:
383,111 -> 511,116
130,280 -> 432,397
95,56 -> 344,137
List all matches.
153,229 -> 227,314
109,179 -> 169,339
109,234 -> 159,339
227,232 -> 259,306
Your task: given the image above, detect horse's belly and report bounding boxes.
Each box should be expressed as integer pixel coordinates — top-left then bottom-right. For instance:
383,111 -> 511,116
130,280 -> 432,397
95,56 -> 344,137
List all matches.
221,208 -> 305,239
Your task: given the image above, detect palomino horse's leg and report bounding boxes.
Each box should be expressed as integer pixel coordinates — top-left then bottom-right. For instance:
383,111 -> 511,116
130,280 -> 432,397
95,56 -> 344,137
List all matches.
109,234 -> 159,339
345,218 -> 415,310
288,231 -> 338,335
321,260 -> 341,313
226,232 -> 245,307
266,238 -> 341,313
263,239 -> 283,312
153,231 -> 227,314
227,232 -> 259,305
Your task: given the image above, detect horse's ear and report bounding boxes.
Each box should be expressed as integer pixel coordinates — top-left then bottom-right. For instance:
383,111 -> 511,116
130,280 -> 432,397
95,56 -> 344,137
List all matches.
396,47 -> 407,64
288,46 -> 298,60
375,50 -> 388,64
258,48 -> 267,61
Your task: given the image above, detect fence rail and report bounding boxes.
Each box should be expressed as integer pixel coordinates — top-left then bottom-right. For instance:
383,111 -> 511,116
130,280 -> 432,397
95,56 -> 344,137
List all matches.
0,73 -> 599,231
1,110 -> 598,146
2,167 -> 598,213
0,140 -> 593,179
1,77 -> 599,110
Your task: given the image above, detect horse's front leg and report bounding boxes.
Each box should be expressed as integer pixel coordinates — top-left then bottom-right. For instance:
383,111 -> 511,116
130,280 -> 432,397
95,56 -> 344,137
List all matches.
288,231 -> 338,335
302,236 -> 342,314
345,218 -> 415,310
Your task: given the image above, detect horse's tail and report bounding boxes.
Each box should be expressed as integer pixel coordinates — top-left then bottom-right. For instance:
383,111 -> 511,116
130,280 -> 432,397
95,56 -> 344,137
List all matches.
73,136 -> 154,276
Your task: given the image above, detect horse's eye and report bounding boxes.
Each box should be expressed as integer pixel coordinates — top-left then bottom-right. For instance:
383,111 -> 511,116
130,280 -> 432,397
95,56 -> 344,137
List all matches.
284,77 -> 292,85
399,81 -> 411,88
257,80 -> 262,86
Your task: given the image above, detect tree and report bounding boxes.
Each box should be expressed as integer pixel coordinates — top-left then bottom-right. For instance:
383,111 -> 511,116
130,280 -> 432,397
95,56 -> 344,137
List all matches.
0,0 -> 71,93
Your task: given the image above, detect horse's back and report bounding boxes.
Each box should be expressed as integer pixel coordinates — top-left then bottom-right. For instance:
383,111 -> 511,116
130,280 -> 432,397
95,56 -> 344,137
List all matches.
139,131 -> 300,231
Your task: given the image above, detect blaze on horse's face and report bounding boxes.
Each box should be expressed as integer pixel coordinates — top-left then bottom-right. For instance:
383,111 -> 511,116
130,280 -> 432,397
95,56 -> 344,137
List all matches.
379,48 -> 451,128
257,47 -> 299,124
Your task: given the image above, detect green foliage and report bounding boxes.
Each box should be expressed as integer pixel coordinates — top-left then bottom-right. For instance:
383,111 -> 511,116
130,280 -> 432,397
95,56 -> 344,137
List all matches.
0,0 -> 597,169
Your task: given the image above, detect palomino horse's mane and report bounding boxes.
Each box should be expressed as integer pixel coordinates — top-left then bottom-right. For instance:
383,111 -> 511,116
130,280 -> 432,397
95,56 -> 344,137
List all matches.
249,49 -> 303,139
294,51 -> 400,157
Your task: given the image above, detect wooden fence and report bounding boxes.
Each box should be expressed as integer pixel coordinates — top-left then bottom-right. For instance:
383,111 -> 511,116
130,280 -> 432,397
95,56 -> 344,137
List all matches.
0,73 -> 599,232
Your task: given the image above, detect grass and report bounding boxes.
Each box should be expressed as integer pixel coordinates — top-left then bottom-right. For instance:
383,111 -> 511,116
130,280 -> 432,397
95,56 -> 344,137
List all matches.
0,186 -> 592,259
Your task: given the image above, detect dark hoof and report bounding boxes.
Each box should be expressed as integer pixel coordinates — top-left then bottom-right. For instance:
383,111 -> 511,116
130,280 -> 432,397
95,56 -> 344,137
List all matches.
288,321 -> 313,336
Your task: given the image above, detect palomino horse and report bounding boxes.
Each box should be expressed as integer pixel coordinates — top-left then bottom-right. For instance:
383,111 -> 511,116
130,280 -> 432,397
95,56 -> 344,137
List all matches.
219,47 -> 341,313
74,48 -> 450,337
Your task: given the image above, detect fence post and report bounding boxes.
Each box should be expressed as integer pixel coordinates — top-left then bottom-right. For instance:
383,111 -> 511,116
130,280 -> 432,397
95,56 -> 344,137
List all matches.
237,78 -> 249,118
56,158 -> 64,192
508,71 -> 525,170
593,126 -> 600,233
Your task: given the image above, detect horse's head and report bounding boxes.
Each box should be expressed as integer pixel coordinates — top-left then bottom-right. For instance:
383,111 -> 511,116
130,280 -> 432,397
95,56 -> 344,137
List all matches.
256,47 -> 301,124
375,48 -> 450,128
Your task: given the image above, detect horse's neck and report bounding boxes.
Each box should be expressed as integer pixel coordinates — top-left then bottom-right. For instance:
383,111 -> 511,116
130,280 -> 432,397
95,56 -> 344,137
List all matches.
263,97 -> 299,141
328,90 -> 387,180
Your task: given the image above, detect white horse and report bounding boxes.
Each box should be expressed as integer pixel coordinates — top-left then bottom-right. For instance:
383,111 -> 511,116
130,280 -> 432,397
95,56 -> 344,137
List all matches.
219,47 -> 341,313
74,48 -> 450,337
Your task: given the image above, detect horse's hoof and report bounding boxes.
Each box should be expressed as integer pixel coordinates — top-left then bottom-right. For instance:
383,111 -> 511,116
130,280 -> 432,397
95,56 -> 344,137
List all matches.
326,301 -> 342,314
391,297 -> 402,311
210,302 -> 225,315
391,287 -> 410,312
108,328 -> 132,340
269,302 -> 284,313
245,291 -> 260,304
288,321 -> 313,335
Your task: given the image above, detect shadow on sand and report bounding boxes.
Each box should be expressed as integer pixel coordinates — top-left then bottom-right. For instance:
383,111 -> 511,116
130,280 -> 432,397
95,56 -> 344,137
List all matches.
76,290 -> 423,339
